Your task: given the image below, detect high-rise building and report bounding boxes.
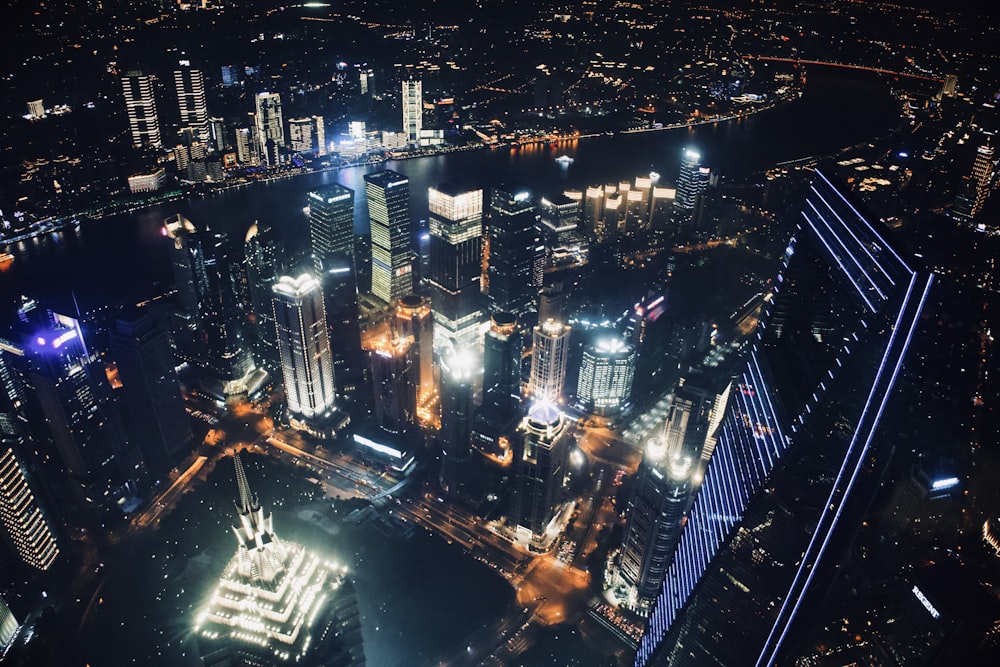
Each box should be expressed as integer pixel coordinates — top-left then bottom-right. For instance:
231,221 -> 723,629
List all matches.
0,595 -> 17,647
288,116 -> 326,156
472,312 -> 523,463
672,147 -> 707,228
508,402 -> 571,547
528,318 -> 571,403
27,99 -> 44,120
195,454 -> 364,666
660,381 -> 717,462
427,183 -> 484,351
634,170 -> 934,667
576,336 -> 636,416
439,349 -> 477,494
613,435 -> 693,613
109,305 -> 193,474
163,214 -> 203,354
402,79 -> 422,142
309,184 -> 356,283
24,314 -> 147,512
369,333 -> 416,434
234,125 -> 260,166
538,194 -> 586,267
394,295 -> 434,406
121,71 -> 161,148
487,186 -> 543,317
254,92 -> 284,164
366,170 -> 414,304
272,274 -> 340,438
174,62 -> 209,142
208,116 -> 227,151
955,143 -> 995,222
243,221 -> 281,370
0,438 -> 60,571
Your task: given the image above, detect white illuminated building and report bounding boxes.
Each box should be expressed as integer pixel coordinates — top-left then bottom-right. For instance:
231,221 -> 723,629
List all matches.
272,274 -> 343,438
576,336 -> 636,416
528,318 -> 571,404
0,444 -> 60,571
402,79 -> 422,142
195,454 -> 364,666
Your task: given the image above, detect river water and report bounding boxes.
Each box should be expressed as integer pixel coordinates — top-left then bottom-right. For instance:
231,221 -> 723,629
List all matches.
0,70 -> 900,315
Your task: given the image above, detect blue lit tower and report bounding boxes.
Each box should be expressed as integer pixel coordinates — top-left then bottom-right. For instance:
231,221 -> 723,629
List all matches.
439,349 -> 478,495
634,170 -> 934,666
613,435 -> 693,613
487,185 -> 543,318
109,304 -> 193,474
366,170 -> 414,305
244,220 -> 281,371
427,183 -> 484,351
671,148 -> 708,229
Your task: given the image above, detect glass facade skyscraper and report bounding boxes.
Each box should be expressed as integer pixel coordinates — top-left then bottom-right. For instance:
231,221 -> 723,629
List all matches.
634,170 -> 934,666
487,186 -> 543,317
366,170 -> 414,305
427,183 -> 484,352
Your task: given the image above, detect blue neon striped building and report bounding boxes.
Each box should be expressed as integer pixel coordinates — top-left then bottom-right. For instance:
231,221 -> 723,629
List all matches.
634,169 -> 934,666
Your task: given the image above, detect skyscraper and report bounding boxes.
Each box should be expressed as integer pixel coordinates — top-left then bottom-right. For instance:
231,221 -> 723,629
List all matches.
254,92 -> 284,164
528,318 -> 570,404
402,79 -> 422,142
956,143 -> 996,222
472,312 -> 523,463
243,221 -> 281,371
672,148 -> 707,228
109,305 -> 193,474
0,438 -> 60,571
427,183 -> 484,351
196,455 -> 364,666
366,170 -> 414,305
369,333 -> 416,434
272,274 -> 339,438
394,295 -> 434,406
309,184 -> 356,280
613,435 -> 692,613
634,170 -> 934,667
174,62 -> 209,142
487,186 -> 544,317
576,336 -> 636,416
439,348 -> 477,494
121,71 -> 161,148
0,596 -> 17,648
163,214 -> 203,356
508,402 -> 571,547
288,116 -> 326,156
661,382 -> 717,462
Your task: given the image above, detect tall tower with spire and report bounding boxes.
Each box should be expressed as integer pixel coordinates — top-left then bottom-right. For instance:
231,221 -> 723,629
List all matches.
196,454 -> 365,666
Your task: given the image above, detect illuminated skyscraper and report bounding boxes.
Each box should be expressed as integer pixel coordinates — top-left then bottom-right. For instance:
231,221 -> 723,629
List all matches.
634,170 -> 934,667
394,295 -> 434,405
576,336 -> 636,416
613,436 -> 692,613
0,438 -> 60,571
369,333 -> 416,434
402,79 -> 422,142
439,349 -> 478,494
254,92 -> 284,164
487,186 -> 544,317
427,183 -> 484,351
110,305 -> 193,473
0,595 -> 17,648
528,318 -> 571,404
196,454 -> 364,666
672,148 -> 707,228
121,71 -> 161,148
366,170 -> 414,304
955,143 -> 995,222
661,382 -> 717,463
309,184 -> 355,280
272,274 -> 340,438
509,402 -> 571,547
174,62 -> 209,142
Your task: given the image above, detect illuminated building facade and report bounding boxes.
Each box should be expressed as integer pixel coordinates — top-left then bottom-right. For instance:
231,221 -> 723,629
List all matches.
671,148 -> 707,228
613,436 -> 692,613
254,92 -> 284,164
0,595 -> 17,648
508,402 -> 571,547
576,336 -> 636,416
174,62 -> 209,142
426,183 -> 484,351
0,439 -> 60,571
369,333 -> 416,434
121,71 -> 161,149
289,116 -> 326,156
272,274 -> 340,438
955,143 -> 995,222
635,170 -> 934,666
394,295 -> 434,405
196,455 -> 364,667
661,383 -> 717,463
366,170 -> 414,305
402,79 -> 422,142
528,318 -> 571,404
472,312 -> 523,462
487,186 -> 543,317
